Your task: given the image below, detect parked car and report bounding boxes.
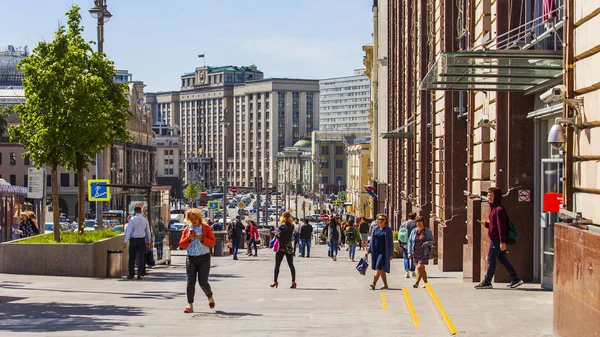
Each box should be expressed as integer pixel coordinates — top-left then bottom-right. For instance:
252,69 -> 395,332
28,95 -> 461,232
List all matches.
112,225 -> 124,232
170,223 -> 185,231
79,220 -> 98,232
44,223 -> 54,234
313,222 -> 325,234
306,214 -> 321,222
238,208 -> 249,216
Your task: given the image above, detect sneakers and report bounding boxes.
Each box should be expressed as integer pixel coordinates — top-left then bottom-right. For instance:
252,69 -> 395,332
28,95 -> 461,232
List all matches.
508,278 -> 524,288
406,272 -> 410,278
474,281 -> 493,289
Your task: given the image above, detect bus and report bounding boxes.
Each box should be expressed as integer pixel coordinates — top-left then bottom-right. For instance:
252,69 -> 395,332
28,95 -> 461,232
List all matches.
208,193 -> 223,201
199,191 -> 208,206
102,210 -> 126,226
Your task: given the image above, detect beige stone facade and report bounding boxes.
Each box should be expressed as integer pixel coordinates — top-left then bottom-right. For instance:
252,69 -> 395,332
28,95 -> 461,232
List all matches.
347,140 -> 372,218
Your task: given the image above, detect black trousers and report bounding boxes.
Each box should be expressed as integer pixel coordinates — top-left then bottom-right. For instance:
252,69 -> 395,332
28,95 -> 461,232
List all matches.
128,238 -> 146,278
274,251 -> 295,282
186,254 -> 213,304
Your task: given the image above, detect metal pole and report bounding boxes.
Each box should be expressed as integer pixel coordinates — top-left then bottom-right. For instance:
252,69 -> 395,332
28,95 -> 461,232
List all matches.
94,2 -> 106,227
221,113 -> 229,226
256,177 -> 260,227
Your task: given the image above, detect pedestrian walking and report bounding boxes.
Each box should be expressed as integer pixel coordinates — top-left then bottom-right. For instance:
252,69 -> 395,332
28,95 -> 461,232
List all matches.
367,214 -> 394,290
358,216 -> 369,250
271,212 -> 296,289
180,208 -> 217,313
27,212 -> 39,234
299,218 -> 313,257
293,218 -> 300,255
248,220 -> 259,256
230,216 -> 244,260
124,206 -> 151,280
327,218 -> 342,261
399,212 -> 417,278
344,219 -> 361,261
245,220 -> 252,256
153,216 -> 166,260
407,216 -> 434,288
475,187 -> 524,289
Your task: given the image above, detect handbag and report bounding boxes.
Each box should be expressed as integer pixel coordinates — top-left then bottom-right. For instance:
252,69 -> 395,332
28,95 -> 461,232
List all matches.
356,256 -> 369,275
428,244 -> 438,260
272,237 -> 280,252
146,249 -> 156,267
269,237 -> 276,248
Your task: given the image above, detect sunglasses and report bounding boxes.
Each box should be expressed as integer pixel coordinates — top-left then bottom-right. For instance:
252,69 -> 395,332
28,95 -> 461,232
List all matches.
377,218 -> 385,221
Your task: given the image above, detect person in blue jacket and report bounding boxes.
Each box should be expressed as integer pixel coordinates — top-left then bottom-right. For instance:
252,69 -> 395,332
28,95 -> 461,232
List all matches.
366,213 -> 394,290
408,216 -> 435,288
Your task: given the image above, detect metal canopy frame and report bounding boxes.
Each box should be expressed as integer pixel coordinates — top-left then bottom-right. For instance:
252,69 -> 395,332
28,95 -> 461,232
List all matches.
419,50 -> 563,92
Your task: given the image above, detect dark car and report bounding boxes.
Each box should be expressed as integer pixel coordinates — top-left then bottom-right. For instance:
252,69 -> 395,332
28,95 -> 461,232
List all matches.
238,208 -> 249,216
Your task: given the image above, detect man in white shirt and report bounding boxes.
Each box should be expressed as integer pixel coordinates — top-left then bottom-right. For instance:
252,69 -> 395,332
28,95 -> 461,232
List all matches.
124,206 -> 151,280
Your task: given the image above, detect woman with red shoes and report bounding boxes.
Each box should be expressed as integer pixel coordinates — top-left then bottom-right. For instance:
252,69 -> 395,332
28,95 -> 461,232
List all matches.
270,212 -> 297,289
179,208 -> 216,313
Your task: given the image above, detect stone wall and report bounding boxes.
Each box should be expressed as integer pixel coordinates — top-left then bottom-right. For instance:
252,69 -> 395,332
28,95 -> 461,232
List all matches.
554,223 -> 600,337
0,235 -> 128,278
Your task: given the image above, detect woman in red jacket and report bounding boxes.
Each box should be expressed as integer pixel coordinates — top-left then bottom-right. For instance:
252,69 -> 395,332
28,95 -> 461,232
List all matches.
248,220 -> 259,256
179,208 -> 216,313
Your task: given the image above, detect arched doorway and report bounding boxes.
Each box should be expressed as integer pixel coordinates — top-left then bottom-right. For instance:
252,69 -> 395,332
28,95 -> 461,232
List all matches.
58,197 -> 69,218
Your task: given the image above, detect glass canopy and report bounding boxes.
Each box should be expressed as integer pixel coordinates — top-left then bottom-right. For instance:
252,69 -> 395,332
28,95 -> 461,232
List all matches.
419,51 -> 563,92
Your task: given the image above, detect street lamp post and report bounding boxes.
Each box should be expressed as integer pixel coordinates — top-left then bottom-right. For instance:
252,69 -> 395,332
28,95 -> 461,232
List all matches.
220,113 -> 230,225
90,0 -> 112,226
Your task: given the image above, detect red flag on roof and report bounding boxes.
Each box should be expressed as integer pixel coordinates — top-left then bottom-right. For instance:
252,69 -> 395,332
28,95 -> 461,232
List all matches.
543,0 -> 557,22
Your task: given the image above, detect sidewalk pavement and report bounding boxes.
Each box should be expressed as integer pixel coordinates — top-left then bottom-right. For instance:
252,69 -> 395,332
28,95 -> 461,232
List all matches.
0,244 -> 553,337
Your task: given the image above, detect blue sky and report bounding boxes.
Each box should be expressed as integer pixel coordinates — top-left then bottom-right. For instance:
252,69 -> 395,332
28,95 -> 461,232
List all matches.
1,0 -> 373,92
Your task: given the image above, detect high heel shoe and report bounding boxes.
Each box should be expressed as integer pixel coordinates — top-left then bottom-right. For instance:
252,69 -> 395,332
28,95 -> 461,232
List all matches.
290,282 -> 297,289
184,303 -> 194,313
270,282 -> 278,288
208,297 -> 215,309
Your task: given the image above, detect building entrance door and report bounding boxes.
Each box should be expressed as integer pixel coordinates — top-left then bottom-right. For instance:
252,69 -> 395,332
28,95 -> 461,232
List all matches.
540,159 -> 563,289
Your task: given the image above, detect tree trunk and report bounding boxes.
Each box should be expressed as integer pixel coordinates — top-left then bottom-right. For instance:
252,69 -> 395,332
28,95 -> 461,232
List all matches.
77,160 -> 85,234
52,165 -> 60,242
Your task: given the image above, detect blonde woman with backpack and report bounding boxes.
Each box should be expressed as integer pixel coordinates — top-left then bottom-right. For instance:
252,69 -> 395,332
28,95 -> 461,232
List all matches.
399,213 -> 417,278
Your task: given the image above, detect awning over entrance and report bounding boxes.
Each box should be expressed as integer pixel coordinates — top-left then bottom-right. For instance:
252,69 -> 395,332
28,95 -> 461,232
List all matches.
381,121 -> 414,139
419,50 -> 563,92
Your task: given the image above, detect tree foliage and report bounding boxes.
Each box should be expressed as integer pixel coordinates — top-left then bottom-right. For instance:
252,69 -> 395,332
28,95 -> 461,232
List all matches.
0,105 -> 14,137
9,5 -> 131,240
184,184 -> 199,201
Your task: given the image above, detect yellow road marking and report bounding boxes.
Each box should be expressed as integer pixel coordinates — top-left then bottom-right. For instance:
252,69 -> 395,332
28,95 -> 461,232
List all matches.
425,283 -> 458,335
402,288 -> 420,327
380,292 -> 388,310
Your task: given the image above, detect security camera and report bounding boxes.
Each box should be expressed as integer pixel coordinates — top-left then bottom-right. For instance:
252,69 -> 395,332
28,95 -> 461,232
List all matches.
541,85 -> 566,104
477,116 -> 496,129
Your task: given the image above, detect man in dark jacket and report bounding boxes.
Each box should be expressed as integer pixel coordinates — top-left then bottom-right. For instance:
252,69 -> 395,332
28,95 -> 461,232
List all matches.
230,216 -> 245,260
475,187 -> 523,289
299,219 -> 313,258
358,217 -> 370,250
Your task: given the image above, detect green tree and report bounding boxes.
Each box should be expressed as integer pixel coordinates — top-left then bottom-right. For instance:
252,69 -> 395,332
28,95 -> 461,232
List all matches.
184,184 -> 199,206
0,105 -> 14,137
9,6 -> 130,240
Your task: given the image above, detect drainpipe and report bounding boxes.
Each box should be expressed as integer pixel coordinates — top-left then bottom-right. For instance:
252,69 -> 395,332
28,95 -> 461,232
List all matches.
563,0 -> 574,210
372,1 -> 379,184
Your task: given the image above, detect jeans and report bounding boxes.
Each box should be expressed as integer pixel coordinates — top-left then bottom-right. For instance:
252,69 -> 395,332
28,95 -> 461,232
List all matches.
128,238 -> 146,278
155,241 -> 163,260
300,238 -> 311,256
231,236 -> 240,258
186,254 -> 213,303
484,241 -> 518,283
329,240 -> 339,257
348,243 -> 357,260
249,237 -> 258,255
274,251 -> 295,282
402,247 -> 415,272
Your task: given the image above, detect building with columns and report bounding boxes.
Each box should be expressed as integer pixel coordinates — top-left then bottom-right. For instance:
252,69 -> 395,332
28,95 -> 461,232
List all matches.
347,137 -> 372,218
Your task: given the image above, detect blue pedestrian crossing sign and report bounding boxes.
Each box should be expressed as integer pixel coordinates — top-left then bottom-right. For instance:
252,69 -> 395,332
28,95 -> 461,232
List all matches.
88,179 -> 111,201
208,201 -> 220,211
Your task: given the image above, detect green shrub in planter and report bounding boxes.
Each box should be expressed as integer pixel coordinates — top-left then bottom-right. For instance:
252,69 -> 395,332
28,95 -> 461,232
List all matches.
16,230 -> 120,244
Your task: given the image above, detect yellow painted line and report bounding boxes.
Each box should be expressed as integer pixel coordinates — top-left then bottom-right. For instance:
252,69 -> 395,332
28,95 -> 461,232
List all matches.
380,292 -> 388,310
425,283 -> 458,335
402,288 -> 420,327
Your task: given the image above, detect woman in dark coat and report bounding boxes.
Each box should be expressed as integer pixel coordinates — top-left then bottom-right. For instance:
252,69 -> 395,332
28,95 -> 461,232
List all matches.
367,214 -> 394,290
408,216 -> 435,288
271,212 -> 296,289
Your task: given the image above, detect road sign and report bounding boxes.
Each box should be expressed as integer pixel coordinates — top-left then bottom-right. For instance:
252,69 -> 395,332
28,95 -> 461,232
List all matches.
27,167 -> 45,199
208,201 -> 220,211
250,209 -> 257,214
321,214 -> 330,221
267,194 -> 271,200
88,179 -> 110,201
518,190 -> 531,202
231,187 -> 237,194
238,201 -> 245,208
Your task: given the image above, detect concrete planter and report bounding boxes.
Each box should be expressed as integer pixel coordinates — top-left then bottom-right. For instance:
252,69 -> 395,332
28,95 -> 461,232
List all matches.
0,234 -> 128,278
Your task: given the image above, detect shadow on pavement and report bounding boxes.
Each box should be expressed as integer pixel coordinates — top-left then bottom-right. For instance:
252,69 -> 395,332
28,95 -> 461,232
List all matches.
0,302 -> 145,332
0,284 -> 184,300
191,310 -> 263,319
295,288 -> 338,291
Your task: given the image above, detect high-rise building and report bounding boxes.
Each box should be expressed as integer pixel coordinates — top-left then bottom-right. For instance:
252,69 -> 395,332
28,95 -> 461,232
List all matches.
179,65 -> 264,186
232,78 -> 320,188
319,70 -> 370,131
